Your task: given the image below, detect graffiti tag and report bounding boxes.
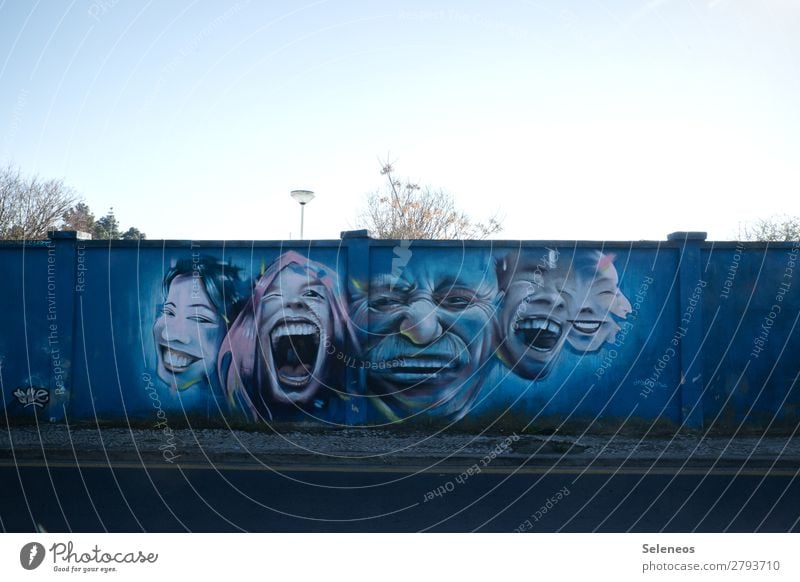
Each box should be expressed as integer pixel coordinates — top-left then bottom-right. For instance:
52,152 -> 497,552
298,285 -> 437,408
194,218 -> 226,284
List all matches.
13,386 -> 49,408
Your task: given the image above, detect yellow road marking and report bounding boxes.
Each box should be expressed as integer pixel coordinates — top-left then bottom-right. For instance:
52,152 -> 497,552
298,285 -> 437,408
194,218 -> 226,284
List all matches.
0,459 -> 795,477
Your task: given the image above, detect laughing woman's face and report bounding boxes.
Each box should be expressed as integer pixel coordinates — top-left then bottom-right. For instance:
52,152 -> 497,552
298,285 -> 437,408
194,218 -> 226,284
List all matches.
153,275 -> 226,390
256,265 -> 333,405
566,261 -> 632,352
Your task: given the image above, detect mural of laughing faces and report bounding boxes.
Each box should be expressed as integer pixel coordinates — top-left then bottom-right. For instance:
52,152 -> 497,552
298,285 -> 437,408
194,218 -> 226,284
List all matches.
495,249 -> 631,379
352,252 -> 498,422
153,257 -> 244,391
218,251 -> 356,421
151,248 -> 632,423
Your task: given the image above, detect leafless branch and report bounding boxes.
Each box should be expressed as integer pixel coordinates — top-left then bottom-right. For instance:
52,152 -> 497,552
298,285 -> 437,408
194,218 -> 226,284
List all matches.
358,159 -> 503,240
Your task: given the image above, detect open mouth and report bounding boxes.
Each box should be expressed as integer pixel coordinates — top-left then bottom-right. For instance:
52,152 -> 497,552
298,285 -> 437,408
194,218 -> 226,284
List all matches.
160,346 -> 201,372
570,320 -> 603,334
270,320 -> 321,387
375,355 -> 462,384
513,317 -> 563,352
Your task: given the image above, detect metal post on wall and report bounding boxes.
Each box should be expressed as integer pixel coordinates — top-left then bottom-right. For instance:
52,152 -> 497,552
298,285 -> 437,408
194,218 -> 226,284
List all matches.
668,231 -> 707,431
46,230 -> 92,423
341,229 -> 373,425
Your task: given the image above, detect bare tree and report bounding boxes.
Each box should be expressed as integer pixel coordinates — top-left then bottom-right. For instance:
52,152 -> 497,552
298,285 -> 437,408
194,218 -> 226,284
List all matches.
0,165 -> 79,240
0,167 -> 146,240
738,215 -> 800,241
358,159 -> 502,239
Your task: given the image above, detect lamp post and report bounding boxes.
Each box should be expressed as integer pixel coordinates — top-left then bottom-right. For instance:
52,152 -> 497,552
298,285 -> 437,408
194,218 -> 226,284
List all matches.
290,189 -> 315,239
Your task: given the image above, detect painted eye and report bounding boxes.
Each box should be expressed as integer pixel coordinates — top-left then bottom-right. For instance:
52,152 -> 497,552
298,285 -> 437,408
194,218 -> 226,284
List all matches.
188,315 -> 216,324
370,295 -> 403,309
302,289 -> 323,299
438,293 -> 473,310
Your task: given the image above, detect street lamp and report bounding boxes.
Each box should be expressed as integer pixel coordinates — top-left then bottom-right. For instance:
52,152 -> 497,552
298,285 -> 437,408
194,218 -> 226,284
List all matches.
290,189 -> 315,239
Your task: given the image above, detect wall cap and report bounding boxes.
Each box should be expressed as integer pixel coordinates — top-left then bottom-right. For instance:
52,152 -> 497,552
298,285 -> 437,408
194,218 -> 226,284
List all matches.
341,229 -> 372,239
667,231 -> 707,241
48,230 -> 93,240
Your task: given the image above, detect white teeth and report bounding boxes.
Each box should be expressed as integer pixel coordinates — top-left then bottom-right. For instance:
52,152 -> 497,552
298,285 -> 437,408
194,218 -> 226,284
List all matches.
270,322 -> 319,341
163,347 -> 196,369
395,358 -> 456,369
277,369 -> 313,386
280,372 -> 311,381
515,318 -> 562,334
573,320 -> 601,333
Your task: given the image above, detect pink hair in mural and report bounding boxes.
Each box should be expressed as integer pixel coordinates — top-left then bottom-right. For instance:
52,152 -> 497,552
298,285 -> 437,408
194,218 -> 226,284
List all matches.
217,251 -> 358,421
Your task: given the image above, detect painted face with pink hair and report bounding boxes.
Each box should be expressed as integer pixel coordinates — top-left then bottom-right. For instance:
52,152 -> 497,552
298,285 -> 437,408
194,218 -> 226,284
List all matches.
218,251 -> 356,420
258,265 -> 332,402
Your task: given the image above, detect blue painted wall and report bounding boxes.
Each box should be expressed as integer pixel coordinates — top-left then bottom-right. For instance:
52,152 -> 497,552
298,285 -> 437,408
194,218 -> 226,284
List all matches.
2,232 -> 798,433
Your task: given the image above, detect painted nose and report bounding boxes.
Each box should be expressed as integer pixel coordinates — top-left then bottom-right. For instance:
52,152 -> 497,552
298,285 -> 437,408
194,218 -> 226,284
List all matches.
162,317 -> 191,344
400,300 -> 443,344
526,291 -> 567,312
284,297 -> 305,309
283,296 -> 308,312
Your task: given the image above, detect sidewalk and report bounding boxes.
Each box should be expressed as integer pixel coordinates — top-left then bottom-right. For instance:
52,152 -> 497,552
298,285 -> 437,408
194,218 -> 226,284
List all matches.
2,424 -> 798,470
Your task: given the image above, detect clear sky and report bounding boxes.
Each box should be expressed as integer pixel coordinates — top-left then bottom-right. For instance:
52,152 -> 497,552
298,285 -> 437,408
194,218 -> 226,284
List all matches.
1,0 -> 798,241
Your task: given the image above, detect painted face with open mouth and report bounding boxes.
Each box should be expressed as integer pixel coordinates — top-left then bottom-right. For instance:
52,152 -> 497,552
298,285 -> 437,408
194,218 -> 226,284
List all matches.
498,266 -> 572,379
354,256 -> 498,421
153,275 -> 225,389
566,255 -> 632,352
496,249 -> 576,379
257,266 -> 333,405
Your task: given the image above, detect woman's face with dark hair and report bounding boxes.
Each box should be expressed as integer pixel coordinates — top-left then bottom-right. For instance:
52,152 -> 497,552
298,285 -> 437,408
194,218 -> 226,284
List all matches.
256,265 -> 334,405
153,274 -> 226,389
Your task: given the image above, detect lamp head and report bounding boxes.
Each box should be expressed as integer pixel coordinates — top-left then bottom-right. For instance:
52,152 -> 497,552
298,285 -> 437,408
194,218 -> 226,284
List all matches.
290,190 -> 315,205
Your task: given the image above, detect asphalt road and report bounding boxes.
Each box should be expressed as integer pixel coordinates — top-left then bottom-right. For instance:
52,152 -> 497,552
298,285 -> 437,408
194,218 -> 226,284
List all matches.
1,460 -> 798,532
